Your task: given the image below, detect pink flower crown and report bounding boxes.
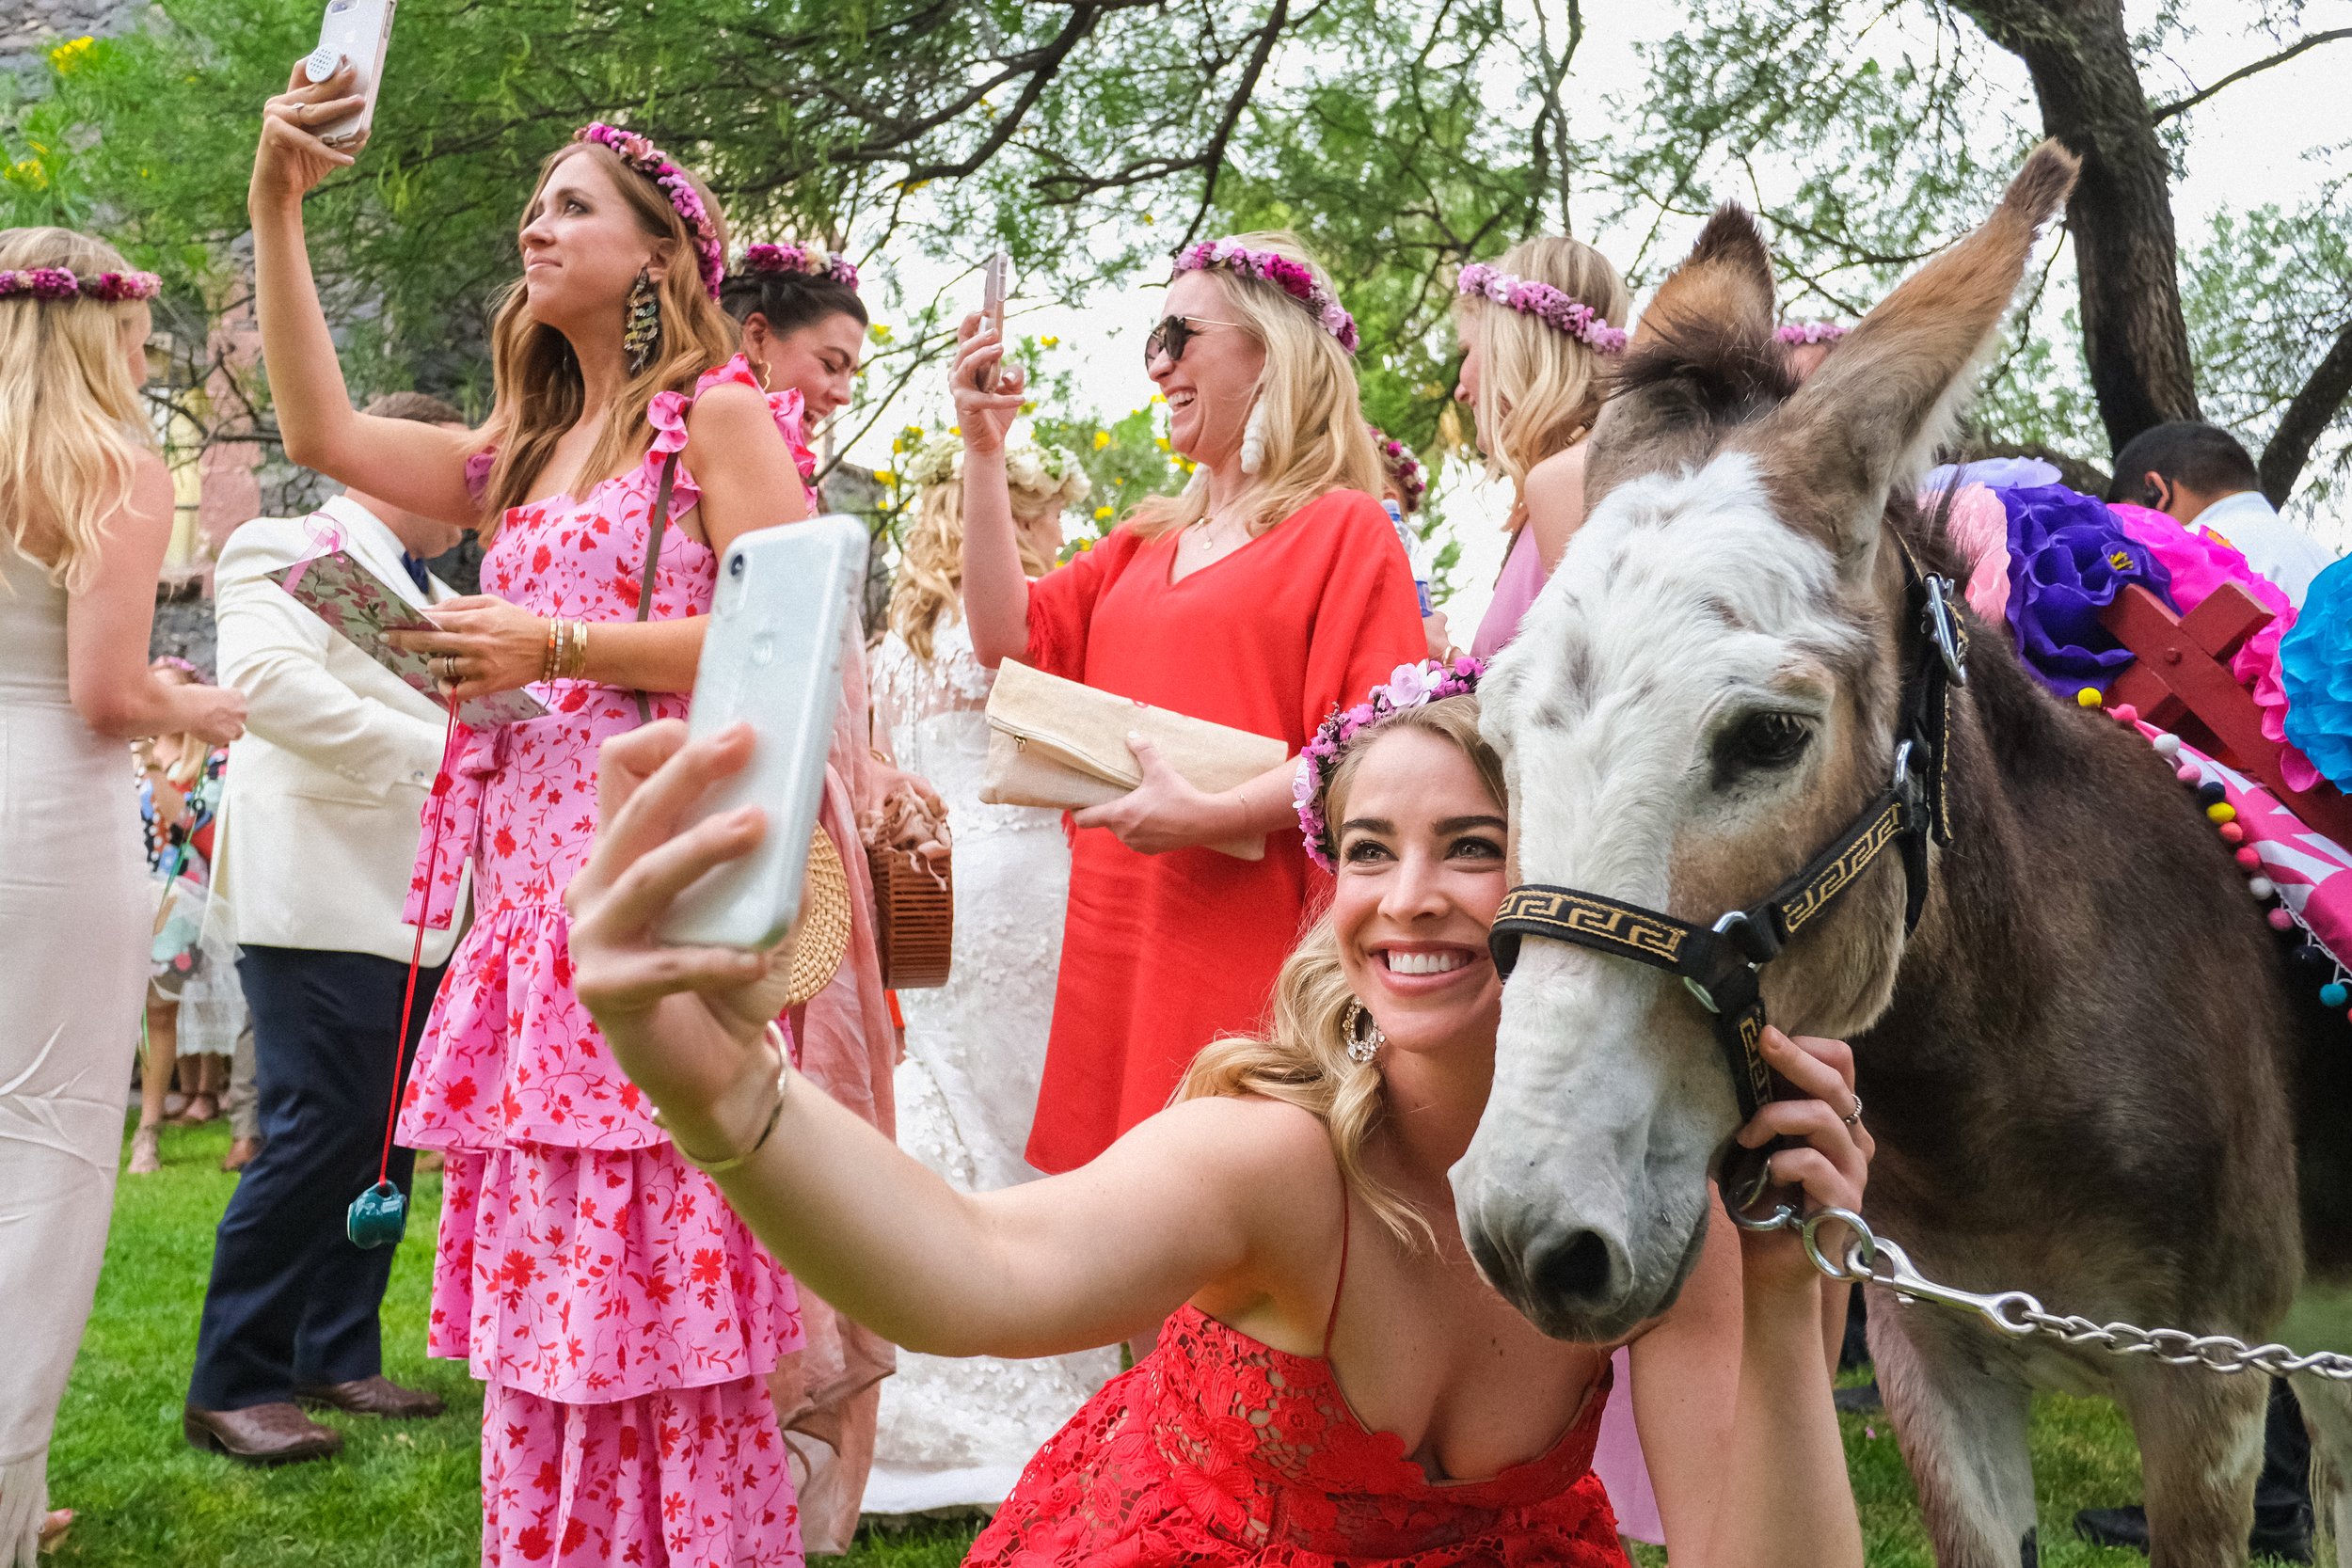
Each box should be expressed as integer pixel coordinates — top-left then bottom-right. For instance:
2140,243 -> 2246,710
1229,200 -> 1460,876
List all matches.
0,265 -> 161,304
1295,657 -> 1486,871
574,123 -> 724,298
1456,262 -> 1627,355
738,242 -> 859,290
1369,424 -> 1426,515
1174,239 -> 1359,355
1776,320 -> 1848,345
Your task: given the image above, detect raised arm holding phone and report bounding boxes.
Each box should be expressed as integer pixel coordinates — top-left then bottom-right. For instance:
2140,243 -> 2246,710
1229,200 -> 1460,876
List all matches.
244,53 -> 827,1567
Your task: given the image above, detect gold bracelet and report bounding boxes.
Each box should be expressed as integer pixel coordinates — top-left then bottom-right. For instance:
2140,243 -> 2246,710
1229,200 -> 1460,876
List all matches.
564,619 -> 591,680
540,618 -> 562,683
659,1022 -> 790,1175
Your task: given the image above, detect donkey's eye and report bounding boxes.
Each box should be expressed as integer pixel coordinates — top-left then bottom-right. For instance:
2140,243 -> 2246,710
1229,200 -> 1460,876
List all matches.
1717,711 -> 1812,778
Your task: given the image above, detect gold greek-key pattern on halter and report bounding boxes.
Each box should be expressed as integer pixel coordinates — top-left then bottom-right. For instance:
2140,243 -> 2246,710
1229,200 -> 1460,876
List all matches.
1735,1006 -> 1771,1108
1779,799 -> 1906,936
1495,888 -> 1688,965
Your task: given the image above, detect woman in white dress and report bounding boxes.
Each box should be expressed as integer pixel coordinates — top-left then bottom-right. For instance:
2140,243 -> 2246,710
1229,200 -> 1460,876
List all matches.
0,226 -> 246,1563
863,434 -> 1119,1514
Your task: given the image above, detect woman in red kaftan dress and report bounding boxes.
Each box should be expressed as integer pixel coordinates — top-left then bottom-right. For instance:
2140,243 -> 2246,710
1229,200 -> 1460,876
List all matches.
249,70 -> 816,1566
955,232 -> 1425,1174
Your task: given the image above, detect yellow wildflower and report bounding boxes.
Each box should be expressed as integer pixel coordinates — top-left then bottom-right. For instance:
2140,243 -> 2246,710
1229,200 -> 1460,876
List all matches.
48,36 -> 95,72
1092,431 -> 1110,451
1041,335 -> 1060,348
1093,505 -> 1113,520
873,468 -> 895,485
1153,436 -> 1169,451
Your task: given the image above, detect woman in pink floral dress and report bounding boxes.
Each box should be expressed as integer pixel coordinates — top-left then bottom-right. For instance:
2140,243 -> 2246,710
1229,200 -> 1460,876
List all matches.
250,63 -> 815,1567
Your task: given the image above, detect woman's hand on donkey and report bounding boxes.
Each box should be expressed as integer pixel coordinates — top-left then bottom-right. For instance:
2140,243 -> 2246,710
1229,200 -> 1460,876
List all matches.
1731,1029 -> 1874,1298
566,720 -> 802,1160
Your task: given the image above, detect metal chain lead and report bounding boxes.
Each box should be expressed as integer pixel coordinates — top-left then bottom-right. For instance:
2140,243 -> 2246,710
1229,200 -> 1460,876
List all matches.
1736,1200 -> 2352,1383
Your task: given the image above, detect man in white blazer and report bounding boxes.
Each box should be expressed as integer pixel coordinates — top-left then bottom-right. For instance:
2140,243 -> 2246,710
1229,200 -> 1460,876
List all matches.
186,393 -> 470,1465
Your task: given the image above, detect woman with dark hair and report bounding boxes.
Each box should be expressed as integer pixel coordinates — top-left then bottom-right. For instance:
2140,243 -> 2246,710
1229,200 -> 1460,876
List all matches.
249,62 -> 815,1565
721,243 -> 867,423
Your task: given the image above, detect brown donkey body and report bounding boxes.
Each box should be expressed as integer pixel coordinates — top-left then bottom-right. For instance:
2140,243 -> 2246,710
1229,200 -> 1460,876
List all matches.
1459,144 -> 2352,1567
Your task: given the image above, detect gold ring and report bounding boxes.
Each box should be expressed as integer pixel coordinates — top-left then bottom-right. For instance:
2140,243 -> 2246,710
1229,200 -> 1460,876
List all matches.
437,655 -> 459,682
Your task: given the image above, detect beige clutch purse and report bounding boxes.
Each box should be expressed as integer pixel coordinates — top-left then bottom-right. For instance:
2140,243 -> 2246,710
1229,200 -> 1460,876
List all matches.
980,659 -> 1289,860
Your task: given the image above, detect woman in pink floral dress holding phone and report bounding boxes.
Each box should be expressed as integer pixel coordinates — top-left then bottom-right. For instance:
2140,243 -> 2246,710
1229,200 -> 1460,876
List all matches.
251,62 -> 815,1567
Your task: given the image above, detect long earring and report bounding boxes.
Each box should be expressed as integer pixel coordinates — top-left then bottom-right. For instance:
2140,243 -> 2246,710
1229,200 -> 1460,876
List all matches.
750,358 -> 772,391
1239,398 -> 1267,476
623,267 -> 661,376
1343,1000 -> 1385,1066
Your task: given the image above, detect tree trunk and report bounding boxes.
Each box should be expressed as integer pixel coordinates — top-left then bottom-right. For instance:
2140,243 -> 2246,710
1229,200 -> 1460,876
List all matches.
1952,0 -> 2201,456
2259,320 -> 2352,505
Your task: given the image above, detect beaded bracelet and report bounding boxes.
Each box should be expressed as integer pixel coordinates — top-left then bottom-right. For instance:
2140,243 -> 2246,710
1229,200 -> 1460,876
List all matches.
657,1022 -> 791,1174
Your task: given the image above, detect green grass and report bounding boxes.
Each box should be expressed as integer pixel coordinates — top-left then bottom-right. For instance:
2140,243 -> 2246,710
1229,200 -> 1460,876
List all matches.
51,1117 -> 2352,1565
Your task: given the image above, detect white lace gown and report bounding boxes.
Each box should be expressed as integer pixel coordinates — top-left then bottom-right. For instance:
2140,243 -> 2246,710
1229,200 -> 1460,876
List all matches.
864,617 -> 1120,1517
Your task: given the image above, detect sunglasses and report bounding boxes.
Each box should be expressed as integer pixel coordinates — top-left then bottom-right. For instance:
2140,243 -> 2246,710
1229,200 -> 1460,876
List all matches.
1144,314 -> 1242,368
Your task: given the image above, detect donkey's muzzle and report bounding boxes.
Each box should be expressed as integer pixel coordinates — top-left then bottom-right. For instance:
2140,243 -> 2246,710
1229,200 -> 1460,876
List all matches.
1464,1212 -> 1641,1343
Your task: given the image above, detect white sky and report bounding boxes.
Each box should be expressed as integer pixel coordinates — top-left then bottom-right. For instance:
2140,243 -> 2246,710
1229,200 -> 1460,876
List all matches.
837,0 -> 2352,633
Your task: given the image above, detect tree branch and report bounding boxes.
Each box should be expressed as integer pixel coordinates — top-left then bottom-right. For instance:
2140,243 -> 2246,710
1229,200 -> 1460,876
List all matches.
2149,27 -> 2352,124
2258,318 -> 2352,505
1177,0 -> 1293,249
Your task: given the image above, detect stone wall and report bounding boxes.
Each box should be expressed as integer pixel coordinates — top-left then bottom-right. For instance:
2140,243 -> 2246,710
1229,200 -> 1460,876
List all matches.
1,0 -> 144,72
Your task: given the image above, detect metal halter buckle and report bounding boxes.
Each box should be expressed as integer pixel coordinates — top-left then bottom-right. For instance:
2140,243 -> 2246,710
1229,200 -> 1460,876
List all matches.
1682,911 -> 1761,1014
1922,575 -> 1968,685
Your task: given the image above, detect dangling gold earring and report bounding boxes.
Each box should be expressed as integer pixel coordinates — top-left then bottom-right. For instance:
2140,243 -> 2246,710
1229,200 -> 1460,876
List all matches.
623,267 -> 661,375
1343,1000 -> 1386,1065
750,358 -> 772,391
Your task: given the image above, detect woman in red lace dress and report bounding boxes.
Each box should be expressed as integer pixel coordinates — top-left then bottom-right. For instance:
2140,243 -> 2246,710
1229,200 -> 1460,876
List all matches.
565,669 -> 1873,1568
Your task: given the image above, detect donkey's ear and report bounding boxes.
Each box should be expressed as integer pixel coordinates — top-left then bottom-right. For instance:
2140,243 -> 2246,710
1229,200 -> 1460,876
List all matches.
1743,141 -> 2080,567
1586,206 -> 1788,506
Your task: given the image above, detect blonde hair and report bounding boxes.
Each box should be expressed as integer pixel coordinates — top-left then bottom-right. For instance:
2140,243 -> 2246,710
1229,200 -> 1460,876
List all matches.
1176,693 -> 1504,1247
1127,231 -> 1383,541
474,141 -> 738,531
887,451 -> 1079,661
1458,236 -> 1630,505
0,227 -> 153,592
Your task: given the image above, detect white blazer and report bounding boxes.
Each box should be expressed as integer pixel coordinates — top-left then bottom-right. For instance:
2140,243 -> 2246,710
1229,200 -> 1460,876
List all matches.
211,496 -> 464,966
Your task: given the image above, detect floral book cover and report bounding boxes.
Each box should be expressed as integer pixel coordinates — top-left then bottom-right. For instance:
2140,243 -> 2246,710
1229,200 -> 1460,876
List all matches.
267,548 -> 548,729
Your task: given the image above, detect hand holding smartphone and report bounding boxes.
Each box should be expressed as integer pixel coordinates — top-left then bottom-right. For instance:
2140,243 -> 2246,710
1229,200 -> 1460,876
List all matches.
658,517 -> 871,950
975,252 -> 1011,392
304,0 -> 396,148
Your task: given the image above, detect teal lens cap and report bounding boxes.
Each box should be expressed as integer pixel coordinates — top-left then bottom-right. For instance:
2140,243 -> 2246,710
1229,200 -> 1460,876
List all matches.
346,1180 -> 407,1249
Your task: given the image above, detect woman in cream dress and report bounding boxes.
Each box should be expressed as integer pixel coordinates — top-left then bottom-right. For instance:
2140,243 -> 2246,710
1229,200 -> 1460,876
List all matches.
863,434 -> 1119,1515
0,226 -> 245,1562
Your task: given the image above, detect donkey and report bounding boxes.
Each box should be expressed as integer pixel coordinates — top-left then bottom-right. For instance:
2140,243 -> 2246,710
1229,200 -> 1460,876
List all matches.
1456,141 -> 2352,1568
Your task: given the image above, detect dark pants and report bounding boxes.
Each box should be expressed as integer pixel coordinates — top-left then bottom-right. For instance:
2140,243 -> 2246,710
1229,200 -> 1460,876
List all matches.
187,945 -> 444,1412
2257,1377 -> 2312,1524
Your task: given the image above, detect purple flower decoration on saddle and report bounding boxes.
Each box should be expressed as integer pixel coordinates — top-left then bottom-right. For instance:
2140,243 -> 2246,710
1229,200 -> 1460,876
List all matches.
2000,484 -> 2176,699
1295,657 -> 1485,870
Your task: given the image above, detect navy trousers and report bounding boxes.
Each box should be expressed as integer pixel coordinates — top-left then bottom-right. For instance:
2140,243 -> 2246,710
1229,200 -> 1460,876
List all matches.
187,945 -> 444,1411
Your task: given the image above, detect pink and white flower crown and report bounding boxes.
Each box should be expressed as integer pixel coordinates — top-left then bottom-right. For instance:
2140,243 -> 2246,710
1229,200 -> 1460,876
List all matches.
574,122 -> 724,299
1174,238 -> 1359,355
1776,320 -> 1848,345
1455,262 -> 1628,355
0,265 -> 160,304
738,242 -> 859,290
1369,424 -> 1426,515
1295,657 -> 1486,871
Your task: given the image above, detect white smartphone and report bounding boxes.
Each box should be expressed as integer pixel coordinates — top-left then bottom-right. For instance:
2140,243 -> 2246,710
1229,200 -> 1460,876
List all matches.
304,0 -> 395,149
658,516 -> 870,951
977,251 -> 1011,392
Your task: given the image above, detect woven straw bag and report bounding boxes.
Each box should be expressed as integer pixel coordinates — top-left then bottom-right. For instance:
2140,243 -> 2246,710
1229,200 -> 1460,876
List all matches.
782,828 -> 853,1006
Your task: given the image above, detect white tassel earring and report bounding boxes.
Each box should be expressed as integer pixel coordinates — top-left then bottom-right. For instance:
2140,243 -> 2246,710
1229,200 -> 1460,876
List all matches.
1239,398 -> 1267,475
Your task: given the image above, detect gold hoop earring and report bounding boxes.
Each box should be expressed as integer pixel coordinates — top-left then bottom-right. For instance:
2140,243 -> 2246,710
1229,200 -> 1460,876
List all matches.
623,267 -> 661,375
750,358 -> 772,391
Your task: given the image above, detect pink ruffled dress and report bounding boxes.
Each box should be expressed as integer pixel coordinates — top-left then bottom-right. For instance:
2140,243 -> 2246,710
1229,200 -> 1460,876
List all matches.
400,356 -> 813,1568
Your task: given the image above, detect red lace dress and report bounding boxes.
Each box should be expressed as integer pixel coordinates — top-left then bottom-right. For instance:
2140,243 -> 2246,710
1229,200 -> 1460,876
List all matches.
966,1207 -> 1629,1568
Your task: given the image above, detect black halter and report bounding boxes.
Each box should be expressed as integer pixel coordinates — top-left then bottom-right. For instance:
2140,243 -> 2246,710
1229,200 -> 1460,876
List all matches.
1487,535 -> 1969,1126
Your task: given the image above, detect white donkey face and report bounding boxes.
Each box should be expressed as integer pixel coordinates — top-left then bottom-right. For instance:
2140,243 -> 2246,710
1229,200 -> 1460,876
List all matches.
1458,453 -> 1882,1340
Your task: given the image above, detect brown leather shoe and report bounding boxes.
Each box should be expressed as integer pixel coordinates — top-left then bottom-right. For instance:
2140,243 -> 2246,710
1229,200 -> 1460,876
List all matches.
294,1375 -> 445,1418
183,1402 -> 343,1465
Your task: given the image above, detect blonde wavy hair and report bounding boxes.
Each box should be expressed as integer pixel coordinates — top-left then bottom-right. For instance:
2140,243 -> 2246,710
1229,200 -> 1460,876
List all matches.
0,227 -> 153,592
1127,231 -> 1382,541
474,141 -> 739,531
1457,236 -> 1630,505
888,436 -> 1087,662
1176,693 -> 1505,1247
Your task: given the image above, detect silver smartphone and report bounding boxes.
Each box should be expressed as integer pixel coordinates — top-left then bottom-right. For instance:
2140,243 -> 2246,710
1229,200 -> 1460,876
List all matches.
658,516 -> 870,950
976,251 -> 1011,391
304,0 -> 395,149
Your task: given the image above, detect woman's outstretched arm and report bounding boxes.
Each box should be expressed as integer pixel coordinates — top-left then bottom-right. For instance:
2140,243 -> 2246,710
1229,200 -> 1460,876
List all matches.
565,718 -> 1321,1356
248,58 -> 478,524
950,313 -> 1035,667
